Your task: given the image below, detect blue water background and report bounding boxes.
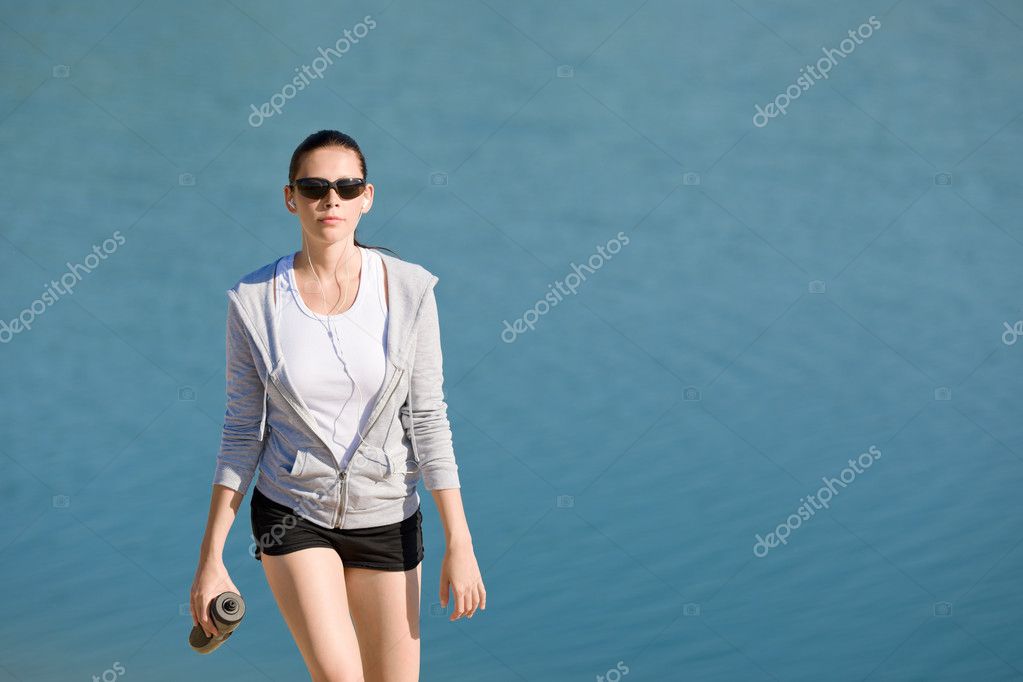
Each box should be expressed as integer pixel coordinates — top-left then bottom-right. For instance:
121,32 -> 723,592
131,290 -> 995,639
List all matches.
2,1 -> 1022,680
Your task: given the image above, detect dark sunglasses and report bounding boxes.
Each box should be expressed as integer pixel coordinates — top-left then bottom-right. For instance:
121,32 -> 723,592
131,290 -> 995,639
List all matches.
290,177 -> 367,200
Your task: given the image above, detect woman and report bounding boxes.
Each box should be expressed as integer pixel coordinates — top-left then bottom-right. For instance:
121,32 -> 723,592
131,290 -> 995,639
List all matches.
191,130 -> 486,681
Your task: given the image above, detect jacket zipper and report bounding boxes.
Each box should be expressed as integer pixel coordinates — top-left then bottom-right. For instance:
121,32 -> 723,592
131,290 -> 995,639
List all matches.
336,367 -> 405,528
265,371 -> 347,527
267,366 -> 405,528
336,471 -> 348,528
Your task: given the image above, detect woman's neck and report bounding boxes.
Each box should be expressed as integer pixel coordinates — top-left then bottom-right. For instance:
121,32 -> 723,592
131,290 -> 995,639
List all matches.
294,240 -> 361,281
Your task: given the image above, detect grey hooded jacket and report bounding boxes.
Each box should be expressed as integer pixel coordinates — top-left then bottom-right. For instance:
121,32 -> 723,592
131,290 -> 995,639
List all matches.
212,250 -> 460,529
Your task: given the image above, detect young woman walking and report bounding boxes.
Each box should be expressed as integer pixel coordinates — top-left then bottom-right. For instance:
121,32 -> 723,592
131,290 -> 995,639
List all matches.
191,130 -> 486,681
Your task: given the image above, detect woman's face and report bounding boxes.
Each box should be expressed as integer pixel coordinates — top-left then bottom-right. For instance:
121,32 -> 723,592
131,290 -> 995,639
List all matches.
284,146 -> 374,243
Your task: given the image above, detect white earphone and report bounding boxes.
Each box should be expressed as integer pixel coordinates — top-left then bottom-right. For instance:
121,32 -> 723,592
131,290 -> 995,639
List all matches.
305,246 -> 375,465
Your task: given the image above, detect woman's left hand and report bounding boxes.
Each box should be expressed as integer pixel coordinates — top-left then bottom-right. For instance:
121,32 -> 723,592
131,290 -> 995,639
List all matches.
439,541 -> 486,620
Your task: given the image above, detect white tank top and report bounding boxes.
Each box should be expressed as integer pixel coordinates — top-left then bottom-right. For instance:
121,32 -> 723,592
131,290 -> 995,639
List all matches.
279,246 -> 388,470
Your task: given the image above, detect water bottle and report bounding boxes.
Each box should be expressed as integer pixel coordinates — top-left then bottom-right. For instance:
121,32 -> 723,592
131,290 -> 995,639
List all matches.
189,591 -> 246,654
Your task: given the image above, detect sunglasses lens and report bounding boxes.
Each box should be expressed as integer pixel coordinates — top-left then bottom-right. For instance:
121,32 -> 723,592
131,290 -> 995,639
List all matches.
295,178 -> 329,199
337,181 -> 365,200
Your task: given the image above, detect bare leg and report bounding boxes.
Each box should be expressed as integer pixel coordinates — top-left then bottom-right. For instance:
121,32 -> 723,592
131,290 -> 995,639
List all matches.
344,563 -> 422,682
261,547 -> 365,682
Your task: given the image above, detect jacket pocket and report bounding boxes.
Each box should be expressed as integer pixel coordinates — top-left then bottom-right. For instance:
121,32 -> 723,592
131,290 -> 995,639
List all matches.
260,428 -> 309,483
289,448 -> 309,478
285,446 -> 337,484
347,444 -> 407,511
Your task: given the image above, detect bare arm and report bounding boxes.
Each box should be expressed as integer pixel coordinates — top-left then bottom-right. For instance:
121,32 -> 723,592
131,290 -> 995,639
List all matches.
431,487 -> 485,620
431,487 -> 472,549
198,484 -> 246,565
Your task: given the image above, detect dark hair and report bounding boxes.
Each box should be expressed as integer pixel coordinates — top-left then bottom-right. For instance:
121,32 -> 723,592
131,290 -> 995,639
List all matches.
288,130 -> 398,257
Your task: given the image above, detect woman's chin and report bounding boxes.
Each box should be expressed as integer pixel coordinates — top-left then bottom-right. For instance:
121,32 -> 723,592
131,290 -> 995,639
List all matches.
308,222 -> 353,238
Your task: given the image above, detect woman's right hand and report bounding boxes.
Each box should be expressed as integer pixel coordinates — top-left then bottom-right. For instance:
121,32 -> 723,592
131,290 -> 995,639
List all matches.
190,558 -> 240,638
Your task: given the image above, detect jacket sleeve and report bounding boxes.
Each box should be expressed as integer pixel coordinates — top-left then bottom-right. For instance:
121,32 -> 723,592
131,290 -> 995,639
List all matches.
402,281 -> 461,490
212,292 -> 267,494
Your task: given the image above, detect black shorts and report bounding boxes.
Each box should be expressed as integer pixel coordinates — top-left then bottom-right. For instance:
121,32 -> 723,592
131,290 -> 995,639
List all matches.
249,485 -> 424,571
